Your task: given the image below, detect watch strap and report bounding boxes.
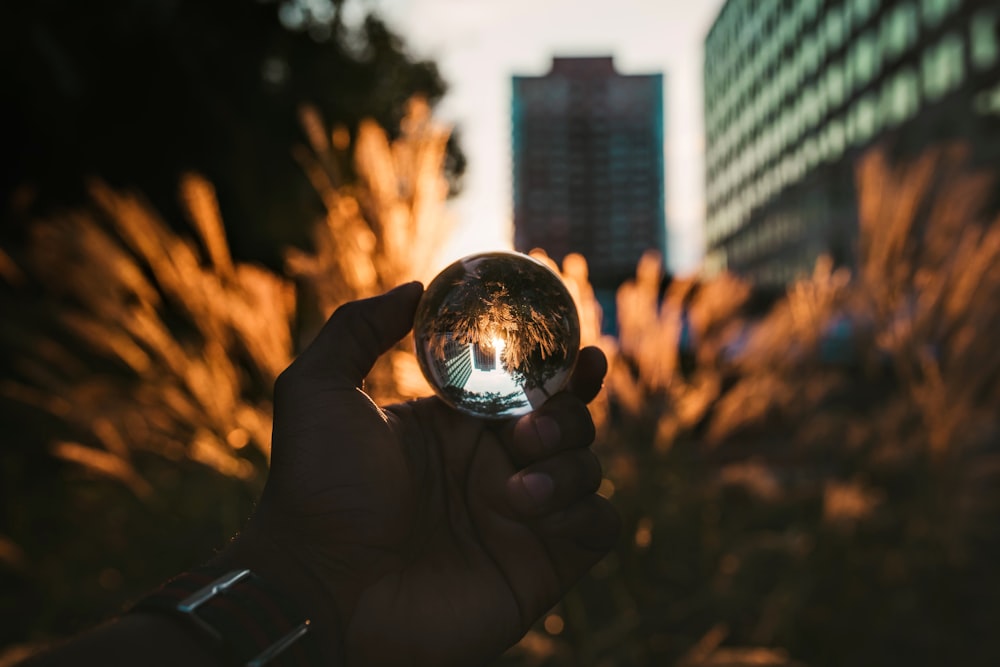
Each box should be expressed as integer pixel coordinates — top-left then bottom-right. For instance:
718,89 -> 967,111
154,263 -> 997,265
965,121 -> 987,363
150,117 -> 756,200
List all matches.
133,568 -> 324,667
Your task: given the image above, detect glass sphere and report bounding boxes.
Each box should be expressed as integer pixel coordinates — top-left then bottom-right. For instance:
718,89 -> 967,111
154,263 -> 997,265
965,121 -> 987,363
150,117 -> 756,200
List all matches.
414,252 -> 581,419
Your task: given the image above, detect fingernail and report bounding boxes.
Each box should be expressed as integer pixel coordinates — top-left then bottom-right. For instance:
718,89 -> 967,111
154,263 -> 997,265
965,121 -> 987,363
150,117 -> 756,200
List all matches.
519,472 -> 554,505
533,416 -> 561,450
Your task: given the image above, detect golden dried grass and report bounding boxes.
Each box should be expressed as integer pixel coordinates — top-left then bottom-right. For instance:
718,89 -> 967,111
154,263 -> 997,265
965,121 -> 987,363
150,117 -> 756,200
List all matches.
1,99 -> 455,490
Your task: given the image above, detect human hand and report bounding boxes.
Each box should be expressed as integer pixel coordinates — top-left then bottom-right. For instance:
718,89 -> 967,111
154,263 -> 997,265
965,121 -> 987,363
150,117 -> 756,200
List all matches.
227,282 -> 619,667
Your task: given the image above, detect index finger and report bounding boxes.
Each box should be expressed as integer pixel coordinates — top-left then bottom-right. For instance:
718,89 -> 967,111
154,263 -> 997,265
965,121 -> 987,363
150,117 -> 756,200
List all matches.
567,346 -> 608,404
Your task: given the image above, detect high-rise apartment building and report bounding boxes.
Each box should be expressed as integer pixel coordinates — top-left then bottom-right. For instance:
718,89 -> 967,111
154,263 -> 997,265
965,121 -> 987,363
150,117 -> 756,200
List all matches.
512,56 -> 666,323
704,0 -> 1000,285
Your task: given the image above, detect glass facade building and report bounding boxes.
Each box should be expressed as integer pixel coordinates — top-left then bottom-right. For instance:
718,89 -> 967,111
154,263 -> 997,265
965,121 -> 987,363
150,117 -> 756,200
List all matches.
703,0 -> 1000,284
512,56 -> 666,320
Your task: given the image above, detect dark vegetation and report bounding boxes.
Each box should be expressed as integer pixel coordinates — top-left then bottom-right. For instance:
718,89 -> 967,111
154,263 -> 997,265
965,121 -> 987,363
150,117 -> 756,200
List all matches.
0,0 -> 463,266
1,2 -> 999,666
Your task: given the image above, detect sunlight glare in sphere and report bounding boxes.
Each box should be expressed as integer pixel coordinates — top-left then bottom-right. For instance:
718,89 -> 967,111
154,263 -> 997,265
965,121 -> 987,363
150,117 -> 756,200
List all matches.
413,252 -> 581,419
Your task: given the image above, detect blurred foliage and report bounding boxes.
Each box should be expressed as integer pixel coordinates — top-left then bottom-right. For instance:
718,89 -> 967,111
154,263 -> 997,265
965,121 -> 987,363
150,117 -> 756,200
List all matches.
285,96 -> 454,404
2,75 -> 1000,667
497,144 -> 1000,667
0,101 -> 452,660
0,0 -> 465,267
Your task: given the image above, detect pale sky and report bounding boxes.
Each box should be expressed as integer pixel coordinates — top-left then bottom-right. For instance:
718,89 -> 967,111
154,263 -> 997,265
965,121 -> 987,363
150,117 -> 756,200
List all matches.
355,0 -> 728,276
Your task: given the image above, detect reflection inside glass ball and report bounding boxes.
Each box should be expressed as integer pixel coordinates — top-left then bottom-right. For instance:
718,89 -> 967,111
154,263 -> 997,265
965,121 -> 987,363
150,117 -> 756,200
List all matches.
414,252 -> 581,418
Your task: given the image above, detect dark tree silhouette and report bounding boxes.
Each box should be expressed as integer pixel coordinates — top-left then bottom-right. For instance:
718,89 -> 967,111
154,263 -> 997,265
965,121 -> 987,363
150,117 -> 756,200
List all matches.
0,0 -> 465,267
441,386 -> 529,417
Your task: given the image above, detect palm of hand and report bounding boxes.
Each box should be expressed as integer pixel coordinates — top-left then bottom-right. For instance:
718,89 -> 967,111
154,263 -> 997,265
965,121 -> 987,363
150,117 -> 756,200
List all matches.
270,387 -> 604,666
256,284 -> 617,667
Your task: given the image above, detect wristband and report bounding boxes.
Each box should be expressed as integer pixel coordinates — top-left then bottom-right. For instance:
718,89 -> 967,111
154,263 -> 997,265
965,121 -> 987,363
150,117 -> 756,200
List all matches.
133,568 -> 324,667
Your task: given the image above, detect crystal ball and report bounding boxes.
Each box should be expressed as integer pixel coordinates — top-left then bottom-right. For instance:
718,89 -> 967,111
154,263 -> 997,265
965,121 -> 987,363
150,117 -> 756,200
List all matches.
414,251 -> 581,419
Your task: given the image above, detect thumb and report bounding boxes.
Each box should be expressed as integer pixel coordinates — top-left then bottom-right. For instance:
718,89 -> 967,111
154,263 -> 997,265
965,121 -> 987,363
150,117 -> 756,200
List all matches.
294,282 -> 424,388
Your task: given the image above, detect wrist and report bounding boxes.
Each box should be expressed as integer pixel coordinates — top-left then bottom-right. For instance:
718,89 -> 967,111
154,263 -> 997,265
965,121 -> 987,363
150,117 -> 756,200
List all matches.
214,518 -> 346,666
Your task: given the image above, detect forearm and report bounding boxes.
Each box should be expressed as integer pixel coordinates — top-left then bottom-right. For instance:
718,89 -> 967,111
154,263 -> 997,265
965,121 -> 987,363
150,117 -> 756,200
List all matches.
212,519 -> 347,666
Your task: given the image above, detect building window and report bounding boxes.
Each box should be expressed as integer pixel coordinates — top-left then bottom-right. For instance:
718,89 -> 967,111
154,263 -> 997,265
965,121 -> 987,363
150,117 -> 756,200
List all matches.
972,9 -> 1000,71
766,123 -> 779,162
775,110 -> 788,154
825,116 -> 846,161
803,83 -> 819,128
779,63 -> 793,102
922,32 -> 966,101
856,93 -> 879,144
791,97 -> 805,143
793,146 -> 806,180
803,136 -> 819,170
790,52 -> 804,91
804,35 -> 820,75
851,30 -> 881,88
826,62 -> 846,108
853,0 -> 880,26
762,168 -> 774,200
815,79 -> 829,120
766,79 -> 779,113
881,2 -> 920,60
921,0 -> 960,29
826,6 -> 847,51
884,66 -> 920,125
817,129 -> 831,162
